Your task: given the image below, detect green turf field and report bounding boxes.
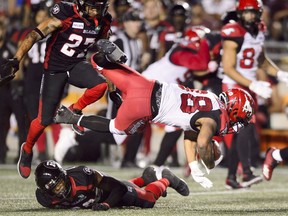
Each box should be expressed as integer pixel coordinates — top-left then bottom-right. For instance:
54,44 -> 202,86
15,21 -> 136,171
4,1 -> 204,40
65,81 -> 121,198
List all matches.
1,164 -> 288,216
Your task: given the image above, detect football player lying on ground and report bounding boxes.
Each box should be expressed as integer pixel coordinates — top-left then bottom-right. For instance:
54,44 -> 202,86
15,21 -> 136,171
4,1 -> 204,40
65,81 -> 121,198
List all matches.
54,39 -> 256,189
34,160 -> 189,210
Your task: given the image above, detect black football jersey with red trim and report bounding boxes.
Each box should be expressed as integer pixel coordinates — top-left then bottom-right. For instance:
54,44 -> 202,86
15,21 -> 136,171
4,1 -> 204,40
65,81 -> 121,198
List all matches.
44,2 -> 112,72
36,166 -> 98,209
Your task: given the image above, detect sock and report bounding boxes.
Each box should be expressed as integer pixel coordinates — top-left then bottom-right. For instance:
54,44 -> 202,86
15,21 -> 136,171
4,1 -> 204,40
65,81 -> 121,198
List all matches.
128,177 -> 144,187
145,179 -> 169,200
272,149 -> 282,162
24,118 -> 46,154
73,83 -> 107,110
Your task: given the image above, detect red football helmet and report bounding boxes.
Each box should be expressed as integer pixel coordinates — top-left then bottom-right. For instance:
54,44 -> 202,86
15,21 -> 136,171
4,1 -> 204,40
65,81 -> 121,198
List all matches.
219,88 -> 255,133
236,0 -> 262,11
236,0 -> 263,34
178,27 -> 201,50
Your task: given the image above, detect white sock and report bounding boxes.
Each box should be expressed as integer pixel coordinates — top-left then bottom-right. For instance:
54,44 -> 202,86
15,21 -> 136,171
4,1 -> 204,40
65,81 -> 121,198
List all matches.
272,149 -> 283,162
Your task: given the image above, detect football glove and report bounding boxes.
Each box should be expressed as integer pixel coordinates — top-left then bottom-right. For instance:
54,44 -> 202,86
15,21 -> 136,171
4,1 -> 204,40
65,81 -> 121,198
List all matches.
189,161 -> 213,189
92,202 -> 110,211
249,80 -> 272,99
109,91 -> 122,109
277,70 -> 288,85
0,58 -> 19,86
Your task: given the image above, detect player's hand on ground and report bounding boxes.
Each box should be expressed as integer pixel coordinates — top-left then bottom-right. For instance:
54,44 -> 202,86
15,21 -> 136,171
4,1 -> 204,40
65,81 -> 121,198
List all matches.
189,161 -> 213,189
92,202 -> 110,211
249,80 -> 272,99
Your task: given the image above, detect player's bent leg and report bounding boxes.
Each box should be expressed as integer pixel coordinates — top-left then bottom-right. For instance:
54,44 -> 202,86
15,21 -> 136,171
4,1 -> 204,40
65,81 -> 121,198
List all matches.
17,118 -> 47,179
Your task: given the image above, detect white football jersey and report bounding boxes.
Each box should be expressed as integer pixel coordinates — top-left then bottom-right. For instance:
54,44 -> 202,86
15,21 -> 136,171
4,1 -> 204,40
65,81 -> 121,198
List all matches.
220,22 -> 265,84
142,44 -> 189,84
152,82 -> 228,133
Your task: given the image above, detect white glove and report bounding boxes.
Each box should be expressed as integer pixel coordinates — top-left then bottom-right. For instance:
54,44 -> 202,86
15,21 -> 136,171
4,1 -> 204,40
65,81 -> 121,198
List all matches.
249,80 -> 272,99
277,70 -> 288,85
189,161 -> 213,189
208,60 -> 218,73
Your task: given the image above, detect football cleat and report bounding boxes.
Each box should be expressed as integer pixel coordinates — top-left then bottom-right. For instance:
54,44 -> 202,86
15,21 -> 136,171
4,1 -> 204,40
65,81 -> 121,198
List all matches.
241,174 -> 263,188
17,143 -> 33,179
141,166 -> 158,185
96,39 -> 127,64
225,177 -> 243,190
262,148 -> 279,181
54,105 -> 83,135
162,168 -> 190,196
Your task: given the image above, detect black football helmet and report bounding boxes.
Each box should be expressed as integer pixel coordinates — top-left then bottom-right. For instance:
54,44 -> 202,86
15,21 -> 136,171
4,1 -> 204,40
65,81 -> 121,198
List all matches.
35,160 -> 71,200
76,0 -> 109,18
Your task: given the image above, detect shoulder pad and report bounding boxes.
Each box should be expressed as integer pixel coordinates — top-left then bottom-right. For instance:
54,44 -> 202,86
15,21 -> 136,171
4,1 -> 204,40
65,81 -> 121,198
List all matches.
221,22 -> 246,38
50,2 -> 76,20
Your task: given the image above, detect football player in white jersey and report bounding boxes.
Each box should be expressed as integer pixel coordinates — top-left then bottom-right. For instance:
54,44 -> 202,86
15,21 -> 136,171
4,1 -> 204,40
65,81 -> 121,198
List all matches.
142,26 -> 213,173
219,0 -> 288,189
54,39 -> 256,189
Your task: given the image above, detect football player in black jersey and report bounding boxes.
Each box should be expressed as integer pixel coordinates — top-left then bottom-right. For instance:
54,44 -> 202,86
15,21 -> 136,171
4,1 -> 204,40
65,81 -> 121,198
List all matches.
2,0 -> 124,179
34,160 -> 189,210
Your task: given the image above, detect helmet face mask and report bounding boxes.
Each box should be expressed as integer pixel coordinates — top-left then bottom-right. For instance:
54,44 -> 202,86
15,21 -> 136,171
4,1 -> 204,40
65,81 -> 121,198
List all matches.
219,88 -> 255,133
35,160 -> 71,200
77,0 -> 109,19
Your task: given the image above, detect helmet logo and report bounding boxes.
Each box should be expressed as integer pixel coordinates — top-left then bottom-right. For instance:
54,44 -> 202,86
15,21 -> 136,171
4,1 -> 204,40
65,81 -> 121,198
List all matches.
46,160 -> 57,168
222,28 -> 235,36
242,95 -> 253,117
51,4 -> 60,15
83,167 -> 92,175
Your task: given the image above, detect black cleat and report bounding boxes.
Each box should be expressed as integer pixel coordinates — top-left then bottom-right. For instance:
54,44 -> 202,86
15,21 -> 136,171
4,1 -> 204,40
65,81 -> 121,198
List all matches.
225,177 -> 243,190
162,168 -> 190,196
96,39 -> 127,63
17,143 -> 33,179
242,174 -> 263,188
141,166 -> 158,185
54,105 -> 81,125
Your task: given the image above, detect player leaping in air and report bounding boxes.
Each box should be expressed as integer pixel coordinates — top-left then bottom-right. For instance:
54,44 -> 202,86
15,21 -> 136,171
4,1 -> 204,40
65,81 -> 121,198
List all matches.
54,39 -> 256,189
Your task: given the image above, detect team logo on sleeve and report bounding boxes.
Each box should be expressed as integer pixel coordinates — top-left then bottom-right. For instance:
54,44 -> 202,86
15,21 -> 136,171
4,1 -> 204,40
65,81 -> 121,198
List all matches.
51,4 -> 60,14
83,167 -> 92,175
222,28 -> 235,36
